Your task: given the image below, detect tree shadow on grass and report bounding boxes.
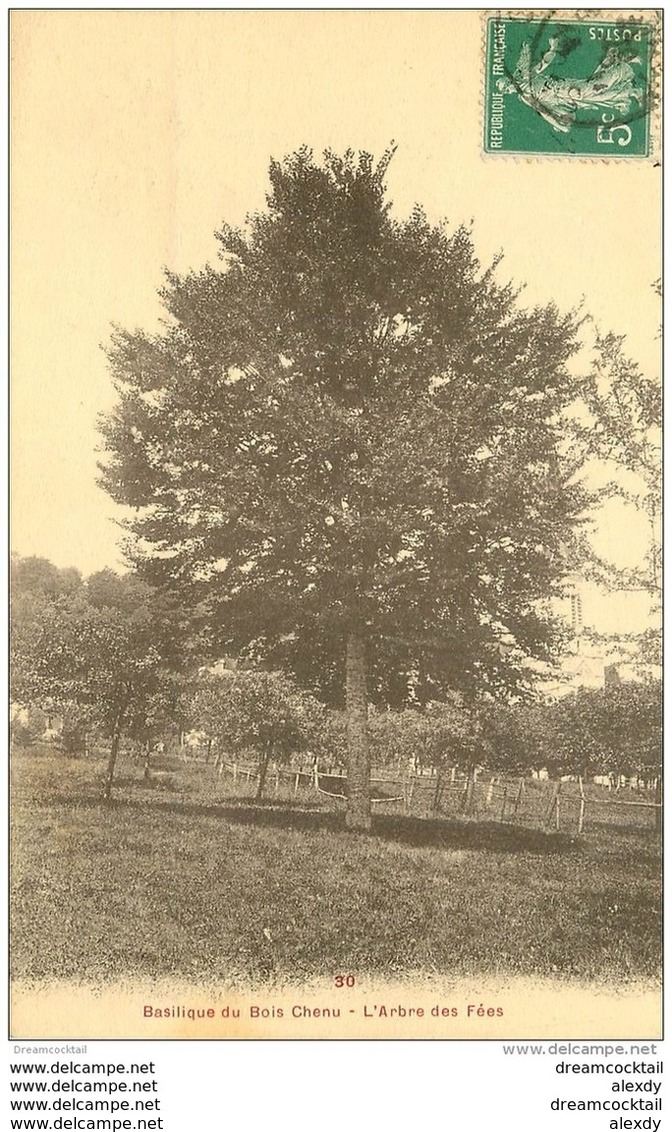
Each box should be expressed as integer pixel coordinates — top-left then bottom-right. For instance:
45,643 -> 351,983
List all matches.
111,794 -> 576,855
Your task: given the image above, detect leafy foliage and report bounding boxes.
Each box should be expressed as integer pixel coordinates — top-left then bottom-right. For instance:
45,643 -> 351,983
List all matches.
9,705 -> 49,748
188,669 -> 327,796
100,146 -> 588,704
98,147 -> 595,828
576,330 -> 661,596
550,681 -> 662,776
369,695 -> 479,772
10,556 -> 194,794
482,682 -> 662,777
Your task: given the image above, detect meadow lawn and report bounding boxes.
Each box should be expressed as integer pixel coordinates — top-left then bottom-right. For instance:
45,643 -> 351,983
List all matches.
10,748 -> 662,988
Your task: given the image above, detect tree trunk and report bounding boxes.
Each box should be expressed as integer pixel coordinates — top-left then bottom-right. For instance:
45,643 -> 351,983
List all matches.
257,743 -> 272,800
345,630 -> 371,832
103,703 -> 127,801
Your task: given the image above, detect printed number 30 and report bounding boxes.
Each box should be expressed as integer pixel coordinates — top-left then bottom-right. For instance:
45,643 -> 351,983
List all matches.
597,112 -> 632,147
335,975 -> 356,987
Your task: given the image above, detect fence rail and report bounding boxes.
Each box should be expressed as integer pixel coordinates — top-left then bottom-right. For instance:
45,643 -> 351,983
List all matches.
211,761 -> 660,834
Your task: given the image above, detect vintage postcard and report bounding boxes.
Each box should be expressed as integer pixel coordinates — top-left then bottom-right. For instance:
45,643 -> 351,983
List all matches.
10,10 -> 662,1040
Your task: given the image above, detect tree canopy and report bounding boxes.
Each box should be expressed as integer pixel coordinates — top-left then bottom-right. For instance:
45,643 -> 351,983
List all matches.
99,146 -> 590,829
11,558 -> 192,797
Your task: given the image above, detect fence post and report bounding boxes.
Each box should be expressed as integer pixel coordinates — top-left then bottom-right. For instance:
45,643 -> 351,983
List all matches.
499,784 -> 508,823
485,777 -> 495,807
462,772 -> 471,815
294,772 -> 300,796
513,776 -> 524,817
577,776 -> 586,835
545,780 -> 561,829
462,766 -> 478,816
432,769 -> 445,813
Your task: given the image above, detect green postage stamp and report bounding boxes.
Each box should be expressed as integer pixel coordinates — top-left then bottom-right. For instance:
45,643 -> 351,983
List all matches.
484,14 -> 656,157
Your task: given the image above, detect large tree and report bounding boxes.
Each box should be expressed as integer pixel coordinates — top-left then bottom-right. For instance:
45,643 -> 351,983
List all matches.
99,147 -> 587,830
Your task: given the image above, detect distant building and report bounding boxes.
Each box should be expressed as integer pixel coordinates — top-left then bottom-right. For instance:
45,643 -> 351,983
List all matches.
543,574 -> 660,699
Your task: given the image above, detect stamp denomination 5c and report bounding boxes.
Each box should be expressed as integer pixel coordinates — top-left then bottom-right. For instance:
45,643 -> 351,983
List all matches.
484,14 -> 656,157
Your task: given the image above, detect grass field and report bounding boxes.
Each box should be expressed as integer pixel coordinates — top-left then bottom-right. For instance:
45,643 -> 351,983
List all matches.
11,747 -> 662,988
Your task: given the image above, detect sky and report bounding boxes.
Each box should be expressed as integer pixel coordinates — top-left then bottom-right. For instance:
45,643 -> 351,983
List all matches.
10,11 -> 661,634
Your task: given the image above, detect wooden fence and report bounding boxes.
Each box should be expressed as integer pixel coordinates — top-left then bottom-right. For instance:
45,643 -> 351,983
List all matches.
214,761 -> 661,834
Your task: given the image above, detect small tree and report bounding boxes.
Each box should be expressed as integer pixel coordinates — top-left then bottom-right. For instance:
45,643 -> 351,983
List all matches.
11,554 -> 82,602
190,669 -> 326,798
550,681 -> 662,780
369,696 -> 480,810
479,701 -> 553,775
11,561 -> 190,799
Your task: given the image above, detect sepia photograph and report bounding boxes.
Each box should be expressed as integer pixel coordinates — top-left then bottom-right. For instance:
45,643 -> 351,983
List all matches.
10,9 -> 662,1039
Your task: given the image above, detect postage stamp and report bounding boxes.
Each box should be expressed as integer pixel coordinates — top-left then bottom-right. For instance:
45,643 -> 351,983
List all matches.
484,14 -> 656,157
